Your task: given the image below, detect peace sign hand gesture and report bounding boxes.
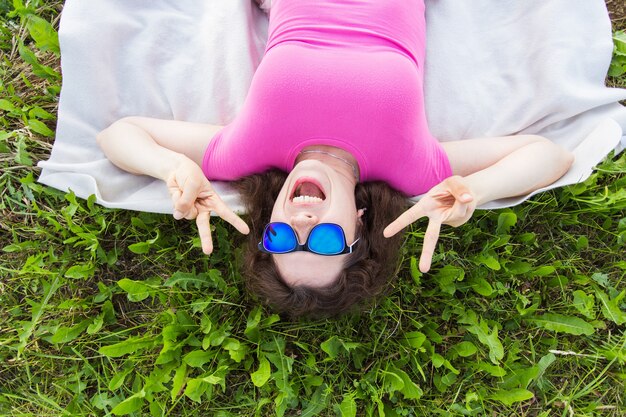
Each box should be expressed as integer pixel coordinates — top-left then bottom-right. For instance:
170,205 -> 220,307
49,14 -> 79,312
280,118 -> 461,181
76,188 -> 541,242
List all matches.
166,158 -> 249,255
383,176 -> 476,273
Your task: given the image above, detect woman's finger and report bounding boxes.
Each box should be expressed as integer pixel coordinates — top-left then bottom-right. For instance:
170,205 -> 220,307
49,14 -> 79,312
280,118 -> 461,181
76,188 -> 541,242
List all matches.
445,199 -> 470,227
168,183 -> 182,199
183,205 -> 199,220
195,210 -> 213,255
446,177 -> 473,203
176,178 -> 200,214
419,217 -> 442,273
212,199 -> 250,235
383,203 -> 427,238
197,190 -> 215,199
168,185 -> 187,220
167,180 -> 181,201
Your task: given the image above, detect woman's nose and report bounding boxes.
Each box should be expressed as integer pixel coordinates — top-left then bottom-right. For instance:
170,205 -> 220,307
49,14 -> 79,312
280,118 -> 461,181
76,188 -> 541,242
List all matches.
290,213 -> 319,243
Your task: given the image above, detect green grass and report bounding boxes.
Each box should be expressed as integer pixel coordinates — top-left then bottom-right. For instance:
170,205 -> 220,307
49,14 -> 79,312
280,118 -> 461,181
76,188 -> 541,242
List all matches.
1,1 -> 626,416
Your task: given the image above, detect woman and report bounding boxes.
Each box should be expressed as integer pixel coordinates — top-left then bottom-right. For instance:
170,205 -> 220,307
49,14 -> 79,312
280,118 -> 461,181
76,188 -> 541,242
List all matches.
97,0 -> 574,317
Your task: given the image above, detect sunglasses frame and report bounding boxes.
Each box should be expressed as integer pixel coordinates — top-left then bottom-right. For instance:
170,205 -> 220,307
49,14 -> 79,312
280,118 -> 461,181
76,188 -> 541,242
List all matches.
258,222 -> 359,256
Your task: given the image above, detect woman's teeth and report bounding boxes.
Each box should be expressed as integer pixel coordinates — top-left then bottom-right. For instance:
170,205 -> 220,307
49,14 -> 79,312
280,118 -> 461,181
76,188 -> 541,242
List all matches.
292,195 -> 323,204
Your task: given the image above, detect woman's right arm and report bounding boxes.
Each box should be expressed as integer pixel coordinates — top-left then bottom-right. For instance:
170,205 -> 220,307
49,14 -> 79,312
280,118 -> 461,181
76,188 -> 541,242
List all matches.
384,135 -> 574,272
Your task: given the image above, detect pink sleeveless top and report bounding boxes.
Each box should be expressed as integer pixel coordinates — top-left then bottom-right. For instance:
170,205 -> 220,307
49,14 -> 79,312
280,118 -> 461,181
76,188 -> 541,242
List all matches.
202,0 -> 452,195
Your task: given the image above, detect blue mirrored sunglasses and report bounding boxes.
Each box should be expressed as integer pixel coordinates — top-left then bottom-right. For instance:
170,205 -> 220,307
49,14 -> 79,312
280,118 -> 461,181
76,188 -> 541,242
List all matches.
258,222 -> 359,256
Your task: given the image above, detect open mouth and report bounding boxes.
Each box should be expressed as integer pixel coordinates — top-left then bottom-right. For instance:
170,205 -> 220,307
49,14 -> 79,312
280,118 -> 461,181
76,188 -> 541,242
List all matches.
290,178 -> 326,204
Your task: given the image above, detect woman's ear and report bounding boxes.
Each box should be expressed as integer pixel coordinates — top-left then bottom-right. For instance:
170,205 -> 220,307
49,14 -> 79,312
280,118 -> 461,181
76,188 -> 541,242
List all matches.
254,0 -> 271,13
357,208 -> 367,218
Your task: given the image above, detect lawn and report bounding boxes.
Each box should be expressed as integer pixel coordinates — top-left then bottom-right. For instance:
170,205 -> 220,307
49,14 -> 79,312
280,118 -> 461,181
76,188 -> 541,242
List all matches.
1,1 -> 625,416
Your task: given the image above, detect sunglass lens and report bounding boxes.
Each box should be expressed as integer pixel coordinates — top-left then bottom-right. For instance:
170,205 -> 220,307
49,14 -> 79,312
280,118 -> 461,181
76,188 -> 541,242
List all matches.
308,224 -> 345,255
263,223 -> 297,253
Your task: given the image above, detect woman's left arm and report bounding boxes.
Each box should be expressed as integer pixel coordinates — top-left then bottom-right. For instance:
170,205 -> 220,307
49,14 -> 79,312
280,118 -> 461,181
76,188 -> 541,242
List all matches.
384,135 -> 574,272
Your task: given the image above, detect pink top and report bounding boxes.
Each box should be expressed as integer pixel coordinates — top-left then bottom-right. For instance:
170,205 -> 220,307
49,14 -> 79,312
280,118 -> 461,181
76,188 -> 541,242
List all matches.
202,0 -> 452,195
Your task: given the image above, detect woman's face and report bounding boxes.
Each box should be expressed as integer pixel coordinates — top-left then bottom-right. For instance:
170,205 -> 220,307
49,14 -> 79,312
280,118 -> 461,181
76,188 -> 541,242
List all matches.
269,159 -> 361,288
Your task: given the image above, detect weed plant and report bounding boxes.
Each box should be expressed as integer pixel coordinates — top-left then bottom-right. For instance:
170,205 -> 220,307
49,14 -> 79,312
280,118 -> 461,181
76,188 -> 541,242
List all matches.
1,1 -> 625,416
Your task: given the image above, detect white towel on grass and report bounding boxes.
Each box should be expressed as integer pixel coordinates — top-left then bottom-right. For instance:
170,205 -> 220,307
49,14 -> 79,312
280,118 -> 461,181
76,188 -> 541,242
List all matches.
38,0 -> 626,213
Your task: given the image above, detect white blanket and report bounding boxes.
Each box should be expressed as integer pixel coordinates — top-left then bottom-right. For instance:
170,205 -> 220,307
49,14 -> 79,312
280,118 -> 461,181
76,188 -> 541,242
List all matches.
38,0 -> 626,213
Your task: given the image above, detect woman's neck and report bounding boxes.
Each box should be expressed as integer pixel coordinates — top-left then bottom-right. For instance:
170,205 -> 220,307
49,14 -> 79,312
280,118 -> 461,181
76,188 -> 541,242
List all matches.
295,145 -> 360,183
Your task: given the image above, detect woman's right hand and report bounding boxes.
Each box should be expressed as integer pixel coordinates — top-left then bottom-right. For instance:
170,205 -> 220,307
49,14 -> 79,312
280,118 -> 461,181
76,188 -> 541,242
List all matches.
383,176 -> 476,273
166,158 -> 249,255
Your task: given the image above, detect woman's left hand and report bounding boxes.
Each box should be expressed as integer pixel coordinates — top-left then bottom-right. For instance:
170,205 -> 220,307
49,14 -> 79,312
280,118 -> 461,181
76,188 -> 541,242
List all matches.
383,176 -> 476,273
166,158 -> 249,255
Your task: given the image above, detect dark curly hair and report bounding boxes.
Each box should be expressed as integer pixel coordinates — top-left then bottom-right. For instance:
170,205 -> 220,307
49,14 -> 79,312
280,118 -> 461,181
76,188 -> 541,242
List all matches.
235,169 -> 407,319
